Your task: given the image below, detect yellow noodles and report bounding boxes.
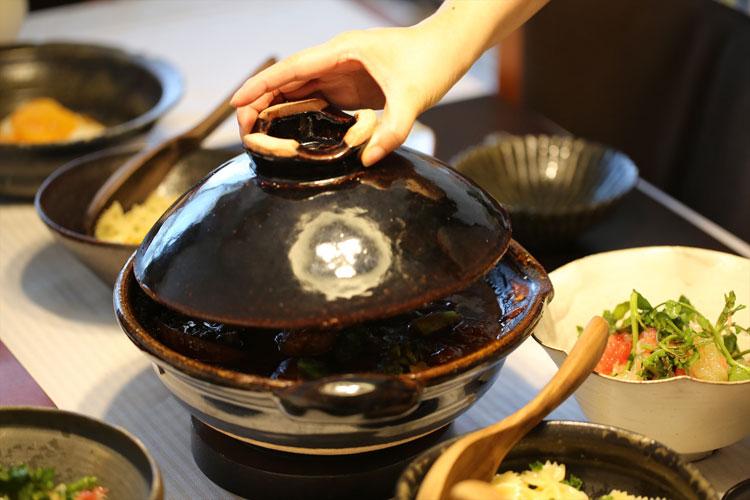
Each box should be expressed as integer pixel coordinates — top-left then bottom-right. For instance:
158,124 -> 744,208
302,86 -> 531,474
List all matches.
94,192 -> 176,245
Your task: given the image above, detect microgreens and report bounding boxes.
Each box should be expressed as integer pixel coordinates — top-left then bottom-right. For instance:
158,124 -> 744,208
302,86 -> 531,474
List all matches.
602,290 -> 750,381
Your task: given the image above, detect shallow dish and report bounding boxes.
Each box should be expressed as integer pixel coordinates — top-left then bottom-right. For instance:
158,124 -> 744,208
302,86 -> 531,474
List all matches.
1,42 -> 181,197
533,246 -> 750,459
0,406 -> 163,500
35,144 -> 241,286
452,134 -> 638,247
395,420 -> 718,500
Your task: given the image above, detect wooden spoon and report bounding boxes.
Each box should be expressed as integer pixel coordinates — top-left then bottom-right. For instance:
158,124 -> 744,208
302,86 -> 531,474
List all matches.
84,57 -> 276,235
415,315 -> 609,500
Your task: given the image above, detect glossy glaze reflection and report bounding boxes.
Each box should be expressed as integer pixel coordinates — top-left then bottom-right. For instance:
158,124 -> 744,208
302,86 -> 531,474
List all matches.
134,148 -> 511,329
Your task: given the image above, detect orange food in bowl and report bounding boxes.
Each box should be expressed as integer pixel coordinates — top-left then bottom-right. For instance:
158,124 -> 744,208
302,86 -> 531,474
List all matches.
0,97 -> 104,144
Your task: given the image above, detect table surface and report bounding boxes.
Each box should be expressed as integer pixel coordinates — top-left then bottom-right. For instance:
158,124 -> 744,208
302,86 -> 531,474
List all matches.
1,1 -> 749,499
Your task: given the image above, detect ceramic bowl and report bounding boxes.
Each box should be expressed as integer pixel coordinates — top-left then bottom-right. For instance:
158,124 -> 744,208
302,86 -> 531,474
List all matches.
533,246 -> 750,459
0,406 -> 163,500
35,143 -> 241,287
452,134 -> 638,247
395,420 -> 719,500
0,42 -> 182,198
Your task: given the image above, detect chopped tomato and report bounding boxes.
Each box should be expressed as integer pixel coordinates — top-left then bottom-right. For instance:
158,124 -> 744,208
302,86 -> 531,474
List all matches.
75,486 -> 108,500
674,368 -> 687,376
595,333 -> 632,375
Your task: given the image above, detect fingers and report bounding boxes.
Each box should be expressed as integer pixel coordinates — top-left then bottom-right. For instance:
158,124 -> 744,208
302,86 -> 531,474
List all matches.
236,105 -> 259,137
235,90 -> 280,136
231,43 -> 350,108
361,99 -> 416,166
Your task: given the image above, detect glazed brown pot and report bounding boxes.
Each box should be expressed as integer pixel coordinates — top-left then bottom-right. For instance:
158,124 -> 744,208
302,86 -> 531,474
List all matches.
114,99 -> 553,454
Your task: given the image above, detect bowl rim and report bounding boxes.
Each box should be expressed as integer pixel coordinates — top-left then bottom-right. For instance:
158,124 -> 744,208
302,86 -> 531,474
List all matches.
533,245 -> 750,386
34,142 -> 149,250
34,143 -> 245,250
0,41 -> 182,151
395,419 -> 719,500
114,239 -> 553,391
0,405 -> 163,500
450,132 -> 640,215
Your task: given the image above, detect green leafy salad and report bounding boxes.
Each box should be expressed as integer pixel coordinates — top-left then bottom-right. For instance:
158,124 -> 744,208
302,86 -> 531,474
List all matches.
589,290 -> 750,381
0,464 -> 107,500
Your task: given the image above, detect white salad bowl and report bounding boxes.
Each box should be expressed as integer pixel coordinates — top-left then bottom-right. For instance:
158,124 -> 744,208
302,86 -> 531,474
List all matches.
533,246 -> 750,459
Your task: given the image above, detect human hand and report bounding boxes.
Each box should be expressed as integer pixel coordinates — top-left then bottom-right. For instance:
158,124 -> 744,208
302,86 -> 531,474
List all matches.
231,24 -> 471,166
231,0 -> 549,166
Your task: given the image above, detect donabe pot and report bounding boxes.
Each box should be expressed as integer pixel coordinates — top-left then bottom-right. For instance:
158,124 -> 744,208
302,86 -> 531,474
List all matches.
114,99 -> 552,454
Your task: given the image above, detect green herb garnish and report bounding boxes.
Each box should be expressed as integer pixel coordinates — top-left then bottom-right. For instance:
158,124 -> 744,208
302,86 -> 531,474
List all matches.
591,290 -> 749,381
528,460 -> 544,471
561,473 -> 583,490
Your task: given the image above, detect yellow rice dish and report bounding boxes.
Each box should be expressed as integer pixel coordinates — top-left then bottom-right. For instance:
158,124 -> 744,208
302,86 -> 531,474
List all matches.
0,97 -> 105,144
94,192 -> 176,245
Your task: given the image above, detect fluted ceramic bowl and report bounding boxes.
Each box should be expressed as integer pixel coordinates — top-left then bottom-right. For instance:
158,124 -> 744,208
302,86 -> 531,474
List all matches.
1,42 -> 181,197
452,134 -> 638,247
533,246 -> 750,460
35,144 -> 241,287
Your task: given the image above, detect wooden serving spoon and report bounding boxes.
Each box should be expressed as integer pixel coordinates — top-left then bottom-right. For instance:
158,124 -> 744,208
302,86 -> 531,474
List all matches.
84,57 -> 277,235
415,315 -> 609,500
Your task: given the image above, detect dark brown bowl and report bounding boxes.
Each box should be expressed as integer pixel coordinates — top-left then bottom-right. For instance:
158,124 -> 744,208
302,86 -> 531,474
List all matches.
0,406 -> 163,500
1,42 -> 182,198
395,420 -> 719,500
115,239 -> 553,455
452,134 -> 639,248
34,143 -> 241,286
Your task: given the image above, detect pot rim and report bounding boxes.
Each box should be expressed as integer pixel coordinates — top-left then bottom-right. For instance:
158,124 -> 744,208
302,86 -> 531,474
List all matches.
115,239 -> 552,392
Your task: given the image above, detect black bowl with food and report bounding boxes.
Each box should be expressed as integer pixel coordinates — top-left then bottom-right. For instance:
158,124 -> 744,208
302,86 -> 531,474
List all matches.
0,42 -> 181,197
395,420 -> 719,500
114,99 -> 553,455
0,406 -> 163,500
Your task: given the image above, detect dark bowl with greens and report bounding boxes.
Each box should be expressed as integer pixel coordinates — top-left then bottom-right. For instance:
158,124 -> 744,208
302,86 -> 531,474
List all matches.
0,406 -> 162,500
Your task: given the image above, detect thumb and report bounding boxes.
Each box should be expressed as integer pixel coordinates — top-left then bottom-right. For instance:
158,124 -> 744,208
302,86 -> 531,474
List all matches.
361,101 -> 417,167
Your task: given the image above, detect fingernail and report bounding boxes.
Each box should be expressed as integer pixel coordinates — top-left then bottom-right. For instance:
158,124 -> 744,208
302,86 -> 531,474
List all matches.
362,145 -> 385,167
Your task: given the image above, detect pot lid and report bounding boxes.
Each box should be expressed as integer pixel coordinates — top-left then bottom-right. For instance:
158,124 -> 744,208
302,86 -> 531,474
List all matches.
133,99 -> 511,329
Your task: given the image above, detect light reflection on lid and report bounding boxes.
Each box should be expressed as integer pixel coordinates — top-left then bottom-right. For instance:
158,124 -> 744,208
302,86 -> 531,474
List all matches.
289,210 -> 393,301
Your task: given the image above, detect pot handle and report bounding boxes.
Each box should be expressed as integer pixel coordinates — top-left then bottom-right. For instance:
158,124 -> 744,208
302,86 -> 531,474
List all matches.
272,374 -> 424,424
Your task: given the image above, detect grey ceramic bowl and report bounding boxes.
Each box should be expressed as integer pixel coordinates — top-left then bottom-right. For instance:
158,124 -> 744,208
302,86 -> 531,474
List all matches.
395,420 -> 719,500
0,406 -> 163,500
35,143 -> 241,287
0,42 -> 182,198
452,134 -> 639,247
